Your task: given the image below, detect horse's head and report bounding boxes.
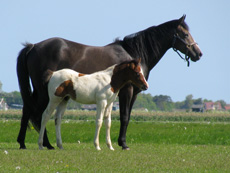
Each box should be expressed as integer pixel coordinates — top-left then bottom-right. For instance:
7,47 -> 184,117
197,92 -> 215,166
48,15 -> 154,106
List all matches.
172,15 -> 202,65
123,58 -> 148,91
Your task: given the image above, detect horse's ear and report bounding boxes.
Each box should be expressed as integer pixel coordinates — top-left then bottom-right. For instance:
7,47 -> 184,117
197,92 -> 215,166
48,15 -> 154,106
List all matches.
179,15 -> 186,24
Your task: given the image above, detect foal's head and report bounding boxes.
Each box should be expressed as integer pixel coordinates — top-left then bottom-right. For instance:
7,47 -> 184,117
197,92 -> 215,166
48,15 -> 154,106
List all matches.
111,59 -> 148,92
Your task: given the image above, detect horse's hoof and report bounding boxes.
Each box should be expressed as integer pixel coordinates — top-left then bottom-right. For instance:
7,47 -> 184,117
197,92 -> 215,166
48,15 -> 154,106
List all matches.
19,146 -> 26,150
46,145 -> 55,150
122,146 -> 130,150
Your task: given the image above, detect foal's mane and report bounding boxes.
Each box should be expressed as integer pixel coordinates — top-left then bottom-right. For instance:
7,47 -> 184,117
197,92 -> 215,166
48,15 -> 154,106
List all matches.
113,59 -> 139,73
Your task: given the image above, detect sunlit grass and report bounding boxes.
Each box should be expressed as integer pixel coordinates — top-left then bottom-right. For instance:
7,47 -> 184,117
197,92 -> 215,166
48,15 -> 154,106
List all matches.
1,112 -> 230,172
1,143 -> 230,172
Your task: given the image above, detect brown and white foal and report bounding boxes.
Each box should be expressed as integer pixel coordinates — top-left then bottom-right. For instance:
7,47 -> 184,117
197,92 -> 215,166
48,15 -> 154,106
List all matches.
38,59 -> 148,150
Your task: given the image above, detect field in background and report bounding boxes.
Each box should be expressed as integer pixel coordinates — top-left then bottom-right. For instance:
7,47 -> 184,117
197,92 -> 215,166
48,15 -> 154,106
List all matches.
1,110 -> 230,172
1,109 -> 230,122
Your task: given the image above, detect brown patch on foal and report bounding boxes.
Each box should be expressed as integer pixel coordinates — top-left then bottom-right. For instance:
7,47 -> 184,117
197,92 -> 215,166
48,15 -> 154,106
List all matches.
111,87 -> 115,93
55,80 -> 76,100
78,73 -> 85,77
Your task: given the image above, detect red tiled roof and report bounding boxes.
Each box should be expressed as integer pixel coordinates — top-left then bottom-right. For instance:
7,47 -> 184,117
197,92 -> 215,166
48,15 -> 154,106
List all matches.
204,102 -> 222,110
225,105 -> 230,110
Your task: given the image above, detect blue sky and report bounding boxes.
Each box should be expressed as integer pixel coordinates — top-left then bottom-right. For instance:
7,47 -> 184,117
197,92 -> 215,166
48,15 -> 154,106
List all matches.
1,1 -> 229,103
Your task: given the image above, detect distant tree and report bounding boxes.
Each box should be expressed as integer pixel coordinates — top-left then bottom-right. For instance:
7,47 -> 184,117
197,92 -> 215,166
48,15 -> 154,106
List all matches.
174,101 -> 184,109
152,95 -> 174,111
0,81 -> 2,93
183,94 -> 193,109
193,98 -> 203,105
134,93 -> 157,110
217,100 -> 226,109
3,91 -> 23,105
203,99 -> 212,102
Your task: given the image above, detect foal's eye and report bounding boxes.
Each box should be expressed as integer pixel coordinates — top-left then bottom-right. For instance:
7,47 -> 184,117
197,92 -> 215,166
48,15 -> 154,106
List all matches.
136,73 -> 140,77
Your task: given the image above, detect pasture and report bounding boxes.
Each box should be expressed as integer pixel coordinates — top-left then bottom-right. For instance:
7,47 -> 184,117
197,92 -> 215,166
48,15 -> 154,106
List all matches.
1,110 -> 230,172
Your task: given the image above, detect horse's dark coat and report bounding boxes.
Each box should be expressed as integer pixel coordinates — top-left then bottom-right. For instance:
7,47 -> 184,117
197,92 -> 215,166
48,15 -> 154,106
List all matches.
17,15 -> 202,149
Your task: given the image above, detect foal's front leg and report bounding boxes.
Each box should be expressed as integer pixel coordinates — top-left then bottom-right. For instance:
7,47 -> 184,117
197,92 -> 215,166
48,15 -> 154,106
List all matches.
104,103 -> 114,150
94,100 -> 106,150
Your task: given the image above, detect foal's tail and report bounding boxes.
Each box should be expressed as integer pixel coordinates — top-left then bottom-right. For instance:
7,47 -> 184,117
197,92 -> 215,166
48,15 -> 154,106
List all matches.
16,43 -> 35,112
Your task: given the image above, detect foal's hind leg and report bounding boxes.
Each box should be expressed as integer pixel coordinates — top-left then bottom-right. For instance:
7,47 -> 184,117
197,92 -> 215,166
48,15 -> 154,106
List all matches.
104,103 -> 114,151
38,101 -> 58,149
55,99 -> 68,149
94,100 -> 106,150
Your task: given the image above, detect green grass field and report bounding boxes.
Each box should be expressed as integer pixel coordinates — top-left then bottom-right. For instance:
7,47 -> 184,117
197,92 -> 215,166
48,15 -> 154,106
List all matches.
1,111 -> 230,172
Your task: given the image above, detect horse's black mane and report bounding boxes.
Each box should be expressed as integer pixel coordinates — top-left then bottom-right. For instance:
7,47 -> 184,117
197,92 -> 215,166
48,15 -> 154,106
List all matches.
114,19 -> 189,66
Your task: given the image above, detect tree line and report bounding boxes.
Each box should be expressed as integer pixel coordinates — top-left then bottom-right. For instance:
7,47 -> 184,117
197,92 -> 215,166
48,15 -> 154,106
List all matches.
0,90 -> 228,111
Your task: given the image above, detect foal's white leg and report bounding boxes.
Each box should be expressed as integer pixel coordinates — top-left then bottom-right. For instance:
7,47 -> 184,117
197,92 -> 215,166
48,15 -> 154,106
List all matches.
38,101 -> 58,149
94,100 -> 106,150
55,100 -> 68,149
104,103 -> 114,151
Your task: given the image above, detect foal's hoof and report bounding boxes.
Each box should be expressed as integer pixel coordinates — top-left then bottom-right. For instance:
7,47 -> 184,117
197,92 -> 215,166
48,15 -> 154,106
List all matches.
109,146 -> 115,151
95,146 -> 101,151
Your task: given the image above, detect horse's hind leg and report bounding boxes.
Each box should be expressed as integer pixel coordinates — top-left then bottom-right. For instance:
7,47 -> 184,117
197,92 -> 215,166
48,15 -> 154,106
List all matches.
55,99 -> 68,149
104,103 -> 114,151
17,105 -> 30,149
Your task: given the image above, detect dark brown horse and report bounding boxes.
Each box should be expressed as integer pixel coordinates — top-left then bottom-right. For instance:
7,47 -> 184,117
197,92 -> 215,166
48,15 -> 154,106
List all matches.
17,15 -> 202,150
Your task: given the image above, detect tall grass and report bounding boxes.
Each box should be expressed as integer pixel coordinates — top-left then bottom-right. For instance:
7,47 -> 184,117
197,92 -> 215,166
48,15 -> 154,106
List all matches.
1,109 -> 230,122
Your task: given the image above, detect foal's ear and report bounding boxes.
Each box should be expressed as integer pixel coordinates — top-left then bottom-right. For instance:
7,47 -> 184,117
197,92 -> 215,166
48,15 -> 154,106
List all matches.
130,62 -> 135,69
137,58 -> 141,64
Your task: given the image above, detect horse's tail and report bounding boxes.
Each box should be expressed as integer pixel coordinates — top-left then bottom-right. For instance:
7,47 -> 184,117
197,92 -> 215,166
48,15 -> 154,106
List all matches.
16,43 -> 35,112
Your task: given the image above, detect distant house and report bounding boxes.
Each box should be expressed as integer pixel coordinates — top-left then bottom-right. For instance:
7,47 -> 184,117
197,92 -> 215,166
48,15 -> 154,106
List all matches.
81,104 -> 97,111
81,102 -> 119,111
204,102 -> 222,111
112,102 -> 119,111
192,104 -> 204,112
225,104 -> 230,111
0,98 -> 8,110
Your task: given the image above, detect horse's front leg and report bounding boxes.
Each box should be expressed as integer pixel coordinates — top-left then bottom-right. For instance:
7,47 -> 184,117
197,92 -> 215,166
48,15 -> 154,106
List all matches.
104,103 -> 114,151
94,100 -> 106,150
118,84 -> 134,150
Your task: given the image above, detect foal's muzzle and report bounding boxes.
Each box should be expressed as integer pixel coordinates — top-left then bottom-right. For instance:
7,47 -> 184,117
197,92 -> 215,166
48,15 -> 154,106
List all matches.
141,85 -> 148,91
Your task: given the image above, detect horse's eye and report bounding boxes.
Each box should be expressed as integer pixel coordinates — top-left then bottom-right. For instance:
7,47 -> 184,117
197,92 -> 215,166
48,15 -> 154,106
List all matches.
136,73 -> 140,77
184,34 -> 189,38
